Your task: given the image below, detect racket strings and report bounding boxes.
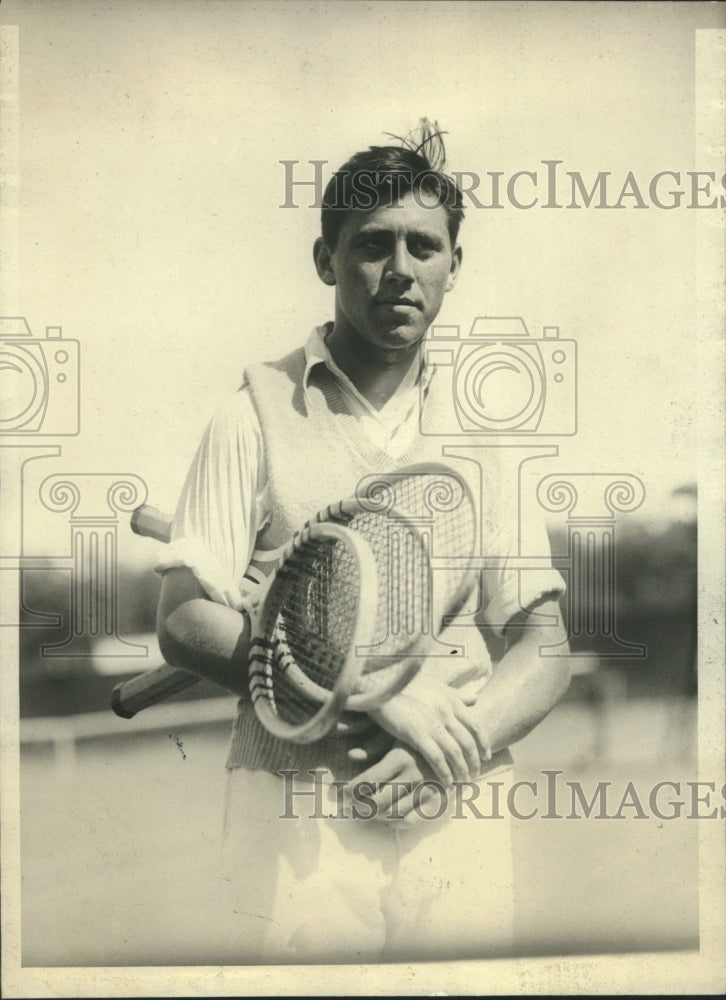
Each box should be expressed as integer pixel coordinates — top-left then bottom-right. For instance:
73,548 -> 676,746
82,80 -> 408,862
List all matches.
345,470 -> 477,668
251,536 -> 363,725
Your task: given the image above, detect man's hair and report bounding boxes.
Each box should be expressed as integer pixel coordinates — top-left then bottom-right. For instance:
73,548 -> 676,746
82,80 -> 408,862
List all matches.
321,118 -> 464,251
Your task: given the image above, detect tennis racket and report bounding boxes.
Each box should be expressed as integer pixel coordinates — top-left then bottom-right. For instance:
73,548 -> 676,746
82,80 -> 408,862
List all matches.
247,461 -> 479,742
114,504 -> 401,737
113,463 -> 478,743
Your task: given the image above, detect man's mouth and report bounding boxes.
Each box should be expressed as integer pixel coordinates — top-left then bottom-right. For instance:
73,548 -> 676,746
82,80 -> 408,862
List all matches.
376,297 -> 418,308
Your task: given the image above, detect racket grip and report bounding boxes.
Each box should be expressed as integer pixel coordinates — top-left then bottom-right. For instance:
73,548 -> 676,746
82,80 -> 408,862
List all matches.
111,665 -> 200,718
131,504 -> 173,544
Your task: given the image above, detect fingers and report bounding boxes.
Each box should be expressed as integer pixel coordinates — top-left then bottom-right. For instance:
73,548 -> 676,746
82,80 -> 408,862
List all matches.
379,780 -> 448,826
416,735 -> 455,786
418,719 -> 479,786
454,679 -> 483,705
450,701 -> 489,771
447,715 -> 483,778
348,744 -> 414,788
343,745 -> 460,825
352,752 -> 451,825
347,747 -> 441,824
344,746 -> 416,821
420,702 -> 482,784
372,700 -> 483,784
396,782 -> 450,827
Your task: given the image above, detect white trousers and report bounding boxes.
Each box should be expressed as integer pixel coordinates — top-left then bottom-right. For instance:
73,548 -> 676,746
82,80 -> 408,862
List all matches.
216,767 -> 514,964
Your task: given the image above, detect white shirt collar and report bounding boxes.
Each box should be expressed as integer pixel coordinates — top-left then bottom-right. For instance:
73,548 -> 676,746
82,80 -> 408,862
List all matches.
302,322 -> 435,402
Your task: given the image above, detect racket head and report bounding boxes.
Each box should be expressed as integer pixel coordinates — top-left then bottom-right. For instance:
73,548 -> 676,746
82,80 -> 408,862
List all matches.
249,520 -> 378,744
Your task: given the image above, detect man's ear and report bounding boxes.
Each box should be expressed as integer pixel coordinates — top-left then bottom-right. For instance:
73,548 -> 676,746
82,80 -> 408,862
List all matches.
313,237 -> 336,286
445,245 -> 463,293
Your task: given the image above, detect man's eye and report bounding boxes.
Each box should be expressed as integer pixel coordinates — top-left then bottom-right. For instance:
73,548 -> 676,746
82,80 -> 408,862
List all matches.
361,235 -> 386,250
410,241 -> 437,258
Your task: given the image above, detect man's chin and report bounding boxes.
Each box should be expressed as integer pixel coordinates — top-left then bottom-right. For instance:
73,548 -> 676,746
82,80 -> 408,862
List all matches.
377,322 -> 426,348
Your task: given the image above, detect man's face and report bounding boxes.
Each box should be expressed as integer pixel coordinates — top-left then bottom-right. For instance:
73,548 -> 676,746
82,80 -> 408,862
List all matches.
315,192 -> 462,358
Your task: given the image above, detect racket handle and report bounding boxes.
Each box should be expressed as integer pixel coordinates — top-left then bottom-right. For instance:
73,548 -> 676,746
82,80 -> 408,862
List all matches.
131,504 -> 172,544
111,665 -> 200,718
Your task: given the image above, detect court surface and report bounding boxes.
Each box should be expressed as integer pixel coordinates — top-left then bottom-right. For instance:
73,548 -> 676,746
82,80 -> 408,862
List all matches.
19,695 -> 699,966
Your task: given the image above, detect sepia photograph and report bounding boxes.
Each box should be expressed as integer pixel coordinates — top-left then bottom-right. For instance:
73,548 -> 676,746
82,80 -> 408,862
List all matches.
1,1 -> 724,996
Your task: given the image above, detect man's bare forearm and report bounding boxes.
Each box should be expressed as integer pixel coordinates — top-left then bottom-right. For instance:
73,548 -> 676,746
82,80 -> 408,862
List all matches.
157,567 -> 252,696
473,601 -> 571,754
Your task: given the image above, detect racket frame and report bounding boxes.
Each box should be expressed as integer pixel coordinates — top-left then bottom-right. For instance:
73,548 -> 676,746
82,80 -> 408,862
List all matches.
248,519 -> 381,744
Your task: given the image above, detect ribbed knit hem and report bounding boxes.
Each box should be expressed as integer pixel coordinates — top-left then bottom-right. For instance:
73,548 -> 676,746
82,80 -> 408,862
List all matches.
225,702 -> 514,783
225,704 -> 384,781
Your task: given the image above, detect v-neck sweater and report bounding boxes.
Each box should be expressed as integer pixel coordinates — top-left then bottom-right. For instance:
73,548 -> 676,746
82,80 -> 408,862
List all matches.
226,346 -> 512,780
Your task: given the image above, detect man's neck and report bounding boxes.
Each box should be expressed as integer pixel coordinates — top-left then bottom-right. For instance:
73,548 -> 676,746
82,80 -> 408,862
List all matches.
326,326 -> 422,410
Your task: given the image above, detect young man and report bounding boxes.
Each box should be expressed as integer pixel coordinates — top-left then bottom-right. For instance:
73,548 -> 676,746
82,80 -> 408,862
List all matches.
155,122 -> 569,963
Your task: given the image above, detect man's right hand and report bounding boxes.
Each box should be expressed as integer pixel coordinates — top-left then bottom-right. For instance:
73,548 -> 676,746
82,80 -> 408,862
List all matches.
344,741 -> 450,826
366,674 -> 489,786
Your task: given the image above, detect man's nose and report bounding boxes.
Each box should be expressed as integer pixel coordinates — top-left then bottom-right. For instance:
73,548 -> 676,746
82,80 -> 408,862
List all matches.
385,241 -> 414,281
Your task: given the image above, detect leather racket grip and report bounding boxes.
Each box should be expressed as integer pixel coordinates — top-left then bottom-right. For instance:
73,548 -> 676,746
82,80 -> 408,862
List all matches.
111,665 -> 200,718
